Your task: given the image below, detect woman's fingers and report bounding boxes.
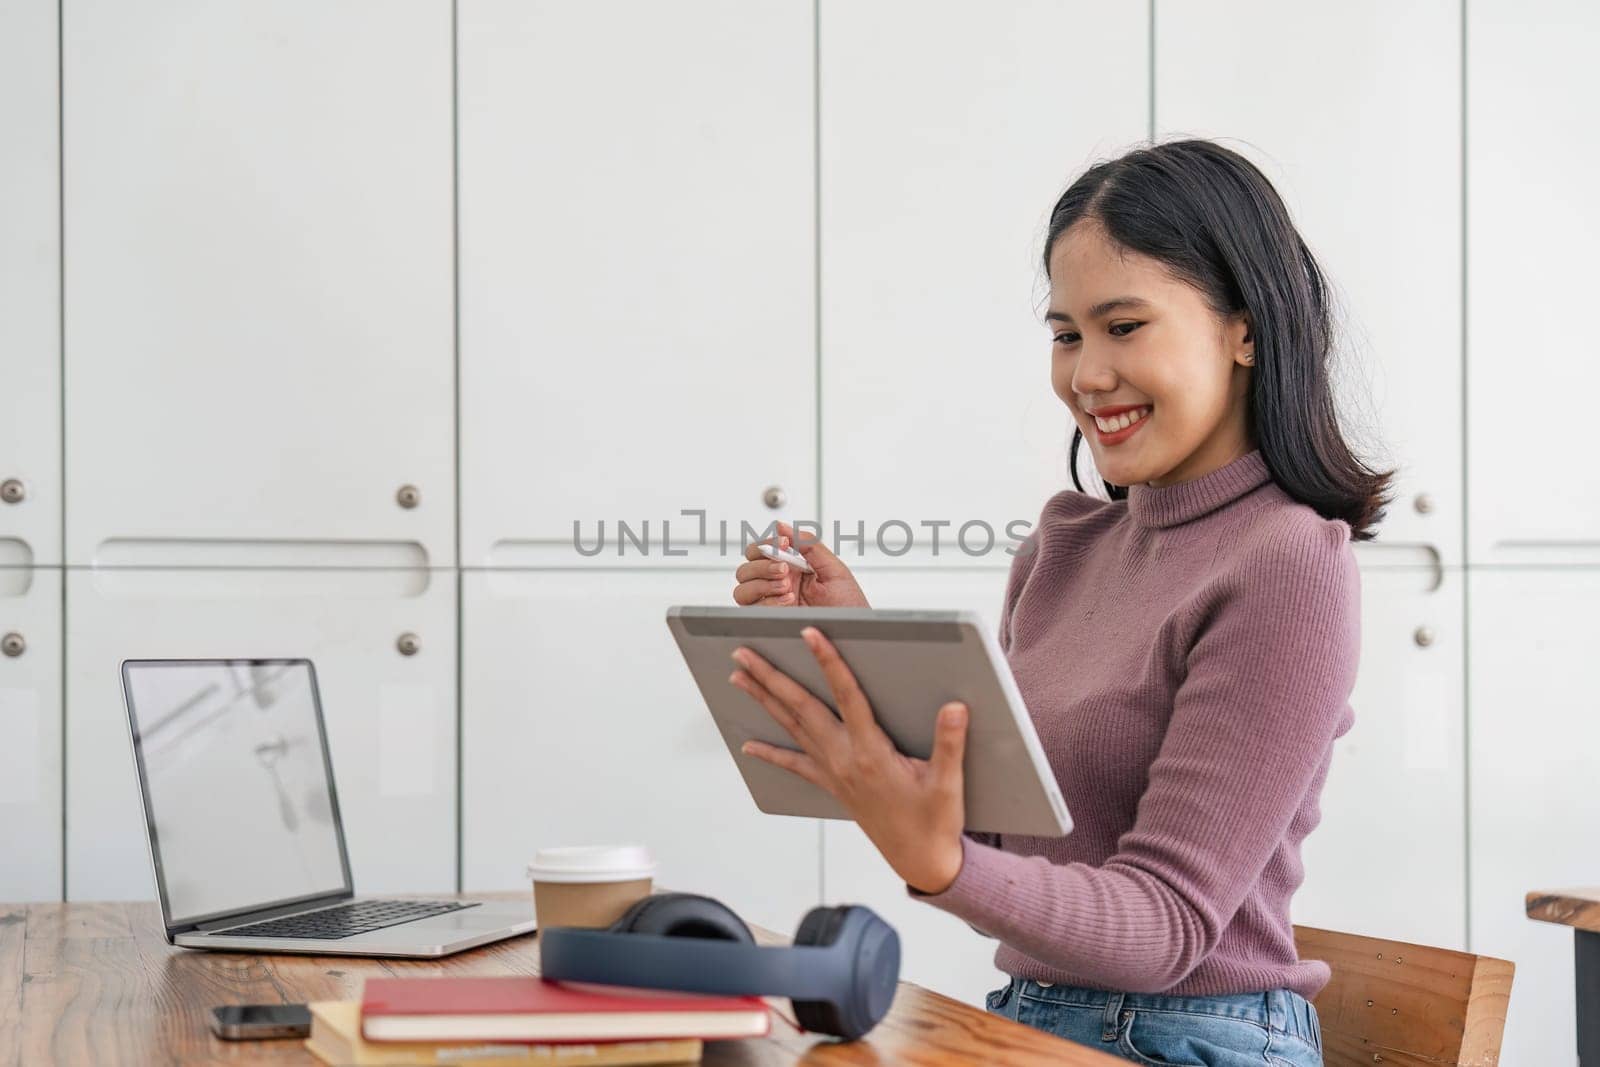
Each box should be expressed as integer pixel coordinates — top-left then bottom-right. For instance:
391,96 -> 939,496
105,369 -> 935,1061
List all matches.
732,578 -> 791,605
738,529 -> 801,606
789,528 -> 834,569
729,668 -> 810,748
799,627 -> 877,742
930,702 -> 969,792
740,739 -> 825,788
735,558 -> 788,584
744,521 -> 797,561
730,648 -> 843,751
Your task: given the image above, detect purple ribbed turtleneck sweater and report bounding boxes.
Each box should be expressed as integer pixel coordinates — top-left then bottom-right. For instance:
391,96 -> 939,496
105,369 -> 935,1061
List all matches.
908,448 -> 1360,999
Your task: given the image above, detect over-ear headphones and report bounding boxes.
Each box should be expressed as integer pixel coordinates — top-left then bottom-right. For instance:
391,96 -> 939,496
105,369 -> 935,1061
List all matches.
536,892 -> 900,1041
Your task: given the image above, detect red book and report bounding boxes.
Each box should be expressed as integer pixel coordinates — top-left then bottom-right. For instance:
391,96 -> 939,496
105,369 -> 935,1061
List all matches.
359,977 -> 771,1044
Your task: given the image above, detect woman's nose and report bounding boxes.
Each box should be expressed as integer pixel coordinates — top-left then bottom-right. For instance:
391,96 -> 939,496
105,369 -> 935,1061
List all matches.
1070,344 -> 1117,396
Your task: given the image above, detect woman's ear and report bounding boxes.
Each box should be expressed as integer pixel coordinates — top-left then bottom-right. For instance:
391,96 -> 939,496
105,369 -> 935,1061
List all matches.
1230,311 -> 1255,365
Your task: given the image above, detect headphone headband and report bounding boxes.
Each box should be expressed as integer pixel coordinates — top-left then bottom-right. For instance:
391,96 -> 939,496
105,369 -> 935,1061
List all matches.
536,928 -> 843,999
536,894 -> 900,1040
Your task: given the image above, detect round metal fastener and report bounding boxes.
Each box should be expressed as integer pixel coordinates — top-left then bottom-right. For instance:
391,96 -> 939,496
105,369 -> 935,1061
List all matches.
1413,492 -> 1434,515
762,485 -> 786,509
0,479 -> 24,504
396,632 -> 421,656
396,484 -> 421,509
1,633 -> 25,657
1413,625 -> 1435,648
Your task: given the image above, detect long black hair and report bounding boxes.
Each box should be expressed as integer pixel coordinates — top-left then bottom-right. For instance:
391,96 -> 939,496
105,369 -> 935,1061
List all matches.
1046,139 -> 1394,541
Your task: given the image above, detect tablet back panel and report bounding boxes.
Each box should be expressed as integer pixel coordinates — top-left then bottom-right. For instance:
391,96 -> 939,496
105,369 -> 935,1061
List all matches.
666,606 -> 1071,837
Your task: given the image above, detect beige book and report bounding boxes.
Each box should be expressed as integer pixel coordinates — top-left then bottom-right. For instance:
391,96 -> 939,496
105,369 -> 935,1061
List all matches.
305,1001 -> 702,1066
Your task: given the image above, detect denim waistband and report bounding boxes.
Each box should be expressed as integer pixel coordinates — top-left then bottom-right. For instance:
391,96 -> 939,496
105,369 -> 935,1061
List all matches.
1007,977 -> 1320,1043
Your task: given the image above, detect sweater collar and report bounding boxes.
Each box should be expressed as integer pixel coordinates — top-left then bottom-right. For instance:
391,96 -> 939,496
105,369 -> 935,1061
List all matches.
1126,448 -> 1272,529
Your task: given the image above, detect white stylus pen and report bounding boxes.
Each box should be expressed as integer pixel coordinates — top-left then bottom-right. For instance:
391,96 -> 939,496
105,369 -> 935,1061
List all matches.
757,526 -> 815,573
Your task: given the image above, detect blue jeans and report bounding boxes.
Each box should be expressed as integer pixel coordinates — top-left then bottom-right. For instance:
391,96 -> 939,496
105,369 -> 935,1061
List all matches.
984,976 -> 1324,1066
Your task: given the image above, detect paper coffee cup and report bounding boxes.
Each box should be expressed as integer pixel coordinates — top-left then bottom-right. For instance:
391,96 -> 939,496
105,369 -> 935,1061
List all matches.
527,845 -> 656,930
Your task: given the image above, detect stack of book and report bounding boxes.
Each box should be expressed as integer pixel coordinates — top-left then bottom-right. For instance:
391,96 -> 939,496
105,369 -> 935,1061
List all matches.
304,976 -> 770,1066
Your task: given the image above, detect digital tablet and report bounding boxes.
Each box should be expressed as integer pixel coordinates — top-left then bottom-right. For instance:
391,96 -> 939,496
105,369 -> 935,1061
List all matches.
666,606 -> 1071,837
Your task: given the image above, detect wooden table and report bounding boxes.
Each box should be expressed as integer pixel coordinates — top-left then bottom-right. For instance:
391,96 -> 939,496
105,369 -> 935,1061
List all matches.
0,899 -> 1121,1066
1527,886 -> 1600,1064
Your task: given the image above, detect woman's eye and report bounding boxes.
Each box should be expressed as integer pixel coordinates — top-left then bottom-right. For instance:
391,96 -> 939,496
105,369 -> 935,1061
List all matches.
1110,321 -> 1143,337
1052,332 -> 1080,345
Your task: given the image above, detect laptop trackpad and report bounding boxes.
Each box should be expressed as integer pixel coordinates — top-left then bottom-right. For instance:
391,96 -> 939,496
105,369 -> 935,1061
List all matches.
422,904 -> 531,931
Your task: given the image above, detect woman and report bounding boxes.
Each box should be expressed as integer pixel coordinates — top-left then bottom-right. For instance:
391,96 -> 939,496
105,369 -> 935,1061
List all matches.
726,139 -> 1393,1066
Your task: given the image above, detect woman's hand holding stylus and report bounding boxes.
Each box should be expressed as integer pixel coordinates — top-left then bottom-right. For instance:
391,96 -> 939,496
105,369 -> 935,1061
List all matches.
732,520 -> 870,609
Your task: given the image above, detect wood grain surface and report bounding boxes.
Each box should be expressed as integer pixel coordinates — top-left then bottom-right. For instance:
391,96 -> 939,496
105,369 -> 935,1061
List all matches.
1296,925 -> 1512,1067
0,900 -> 1121,1066
1526,886 -> 1600,933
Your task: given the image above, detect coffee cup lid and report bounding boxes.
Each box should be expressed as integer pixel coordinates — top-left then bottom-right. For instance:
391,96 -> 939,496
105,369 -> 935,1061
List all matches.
526,845 -> 657,884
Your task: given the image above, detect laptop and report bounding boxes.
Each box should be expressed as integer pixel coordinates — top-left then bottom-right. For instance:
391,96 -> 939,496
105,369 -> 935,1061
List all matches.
121,658 -> 536,956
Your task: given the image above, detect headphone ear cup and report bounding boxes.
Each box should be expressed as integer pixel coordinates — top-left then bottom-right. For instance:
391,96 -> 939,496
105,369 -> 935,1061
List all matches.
791,906 -> 900,1040
609,893 -> 667,933
793,908 -> 883,1036
791,906 -> 849,1036
792,994 -> 845,1038
617,893 -> 755,943
794,904 -> 847,948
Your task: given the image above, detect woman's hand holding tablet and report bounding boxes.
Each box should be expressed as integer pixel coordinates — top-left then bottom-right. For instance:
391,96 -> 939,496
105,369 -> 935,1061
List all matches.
710,526 -> 1071,894
666,607 -> 1072,845
728,625 -> 971,896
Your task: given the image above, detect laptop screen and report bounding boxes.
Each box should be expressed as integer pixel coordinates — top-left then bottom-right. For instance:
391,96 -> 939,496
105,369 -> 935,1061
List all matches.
123,660 -> 351,927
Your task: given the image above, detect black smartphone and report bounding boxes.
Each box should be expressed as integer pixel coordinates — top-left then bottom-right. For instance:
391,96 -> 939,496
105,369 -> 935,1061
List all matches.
208,1004 -> 312,1040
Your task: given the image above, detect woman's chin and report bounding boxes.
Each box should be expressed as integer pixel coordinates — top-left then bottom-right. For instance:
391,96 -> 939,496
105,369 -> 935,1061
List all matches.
1087,445 -> 1145,486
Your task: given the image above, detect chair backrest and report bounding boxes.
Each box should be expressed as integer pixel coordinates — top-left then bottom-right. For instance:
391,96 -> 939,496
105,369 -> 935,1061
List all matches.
1295,925 -> 1513,1067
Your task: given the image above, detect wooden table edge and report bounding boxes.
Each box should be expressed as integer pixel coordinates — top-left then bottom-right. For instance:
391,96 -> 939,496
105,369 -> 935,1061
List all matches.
0,898 -> 1125,1066
1526,887 -> 1600,933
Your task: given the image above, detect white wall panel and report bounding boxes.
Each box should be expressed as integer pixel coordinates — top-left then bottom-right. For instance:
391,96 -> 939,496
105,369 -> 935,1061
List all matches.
459,0 -> 815,568
63,0 -> 454,568
66,569 -> 456,900
1466,0 -> 1600,565
0,0 -> 60,566
462,569 -> 819,934
1296,565 -> 1465,949
0,567 -> 62,901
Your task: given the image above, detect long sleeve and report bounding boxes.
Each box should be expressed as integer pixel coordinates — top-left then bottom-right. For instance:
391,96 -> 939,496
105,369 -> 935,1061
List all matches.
908,520 -> 1360,992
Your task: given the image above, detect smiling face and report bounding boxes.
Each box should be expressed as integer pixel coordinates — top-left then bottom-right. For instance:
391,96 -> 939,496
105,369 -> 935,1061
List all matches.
1047,219 -> 1257,489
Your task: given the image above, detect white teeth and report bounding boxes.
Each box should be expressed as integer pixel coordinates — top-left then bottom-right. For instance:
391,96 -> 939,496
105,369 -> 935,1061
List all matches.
1094,406 -> 1150,433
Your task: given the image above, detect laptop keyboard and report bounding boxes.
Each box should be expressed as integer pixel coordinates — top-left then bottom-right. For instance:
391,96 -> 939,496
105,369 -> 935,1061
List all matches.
221,899 -> 479,940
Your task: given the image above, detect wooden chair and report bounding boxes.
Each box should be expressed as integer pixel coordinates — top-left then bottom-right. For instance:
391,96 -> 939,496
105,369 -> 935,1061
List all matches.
1295,925 -> 1514,1066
